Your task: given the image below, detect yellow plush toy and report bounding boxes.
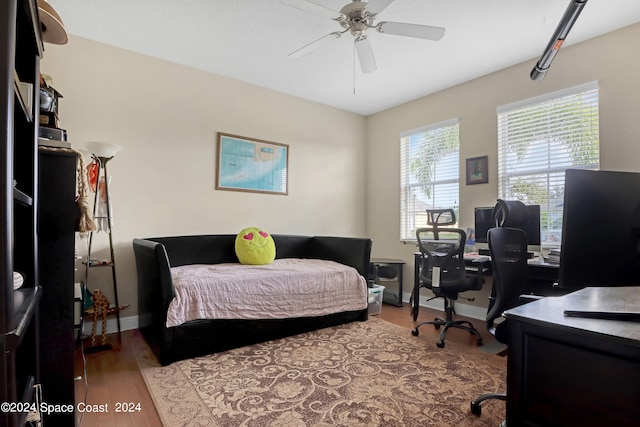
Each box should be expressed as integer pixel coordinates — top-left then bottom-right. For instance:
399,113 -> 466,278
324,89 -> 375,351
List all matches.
235,227 -> 276,265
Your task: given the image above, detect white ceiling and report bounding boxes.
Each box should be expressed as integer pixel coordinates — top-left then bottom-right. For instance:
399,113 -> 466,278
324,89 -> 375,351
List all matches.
46,0 -> 640,116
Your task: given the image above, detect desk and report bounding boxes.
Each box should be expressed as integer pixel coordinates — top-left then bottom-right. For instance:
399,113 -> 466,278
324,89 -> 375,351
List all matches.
504,287 -> 640,427
370,258 -> 405,307
411,253 -> 561,319
413,253 -> 560,293
464,254 -> 561,291
526,259 -> 562,295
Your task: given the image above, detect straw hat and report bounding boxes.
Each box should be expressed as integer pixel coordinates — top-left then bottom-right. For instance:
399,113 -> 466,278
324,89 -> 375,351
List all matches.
38,0 -> 68,45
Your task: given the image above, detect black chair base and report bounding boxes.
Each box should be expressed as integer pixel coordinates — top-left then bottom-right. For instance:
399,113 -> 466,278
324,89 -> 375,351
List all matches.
470,392 -> 506,415
411,301 -> 484,348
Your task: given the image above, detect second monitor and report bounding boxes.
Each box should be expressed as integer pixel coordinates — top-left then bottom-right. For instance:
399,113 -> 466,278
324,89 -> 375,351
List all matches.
474,204 -> 541,254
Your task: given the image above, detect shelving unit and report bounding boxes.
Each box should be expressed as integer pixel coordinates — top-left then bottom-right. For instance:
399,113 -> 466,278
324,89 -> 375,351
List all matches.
37,148 -> 78,426
1,1 -> 44,426
370,258 -> 405,307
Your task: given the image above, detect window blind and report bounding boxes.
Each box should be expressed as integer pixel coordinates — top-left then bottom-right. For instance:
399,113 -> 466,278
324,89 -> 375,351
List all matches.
400,118 -> 460,241
497,82 -> 599,246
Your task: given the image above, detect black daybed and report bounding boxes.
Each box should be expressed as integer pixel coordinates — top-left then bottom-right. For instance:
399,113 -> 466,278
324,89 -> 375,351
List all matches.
133,233 -> 372,365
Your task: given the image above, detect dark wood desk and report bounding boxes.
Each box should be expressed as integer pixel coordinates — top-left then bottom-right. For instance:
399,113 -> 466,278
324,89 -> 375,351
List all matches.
504,286 -> 640,427
526,259 -> 563,295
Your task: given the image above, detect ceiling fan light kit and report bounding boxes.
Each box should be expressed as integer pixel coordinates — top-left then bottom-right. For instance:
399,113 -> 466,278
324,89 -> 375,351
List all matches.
282,0 -> 445,74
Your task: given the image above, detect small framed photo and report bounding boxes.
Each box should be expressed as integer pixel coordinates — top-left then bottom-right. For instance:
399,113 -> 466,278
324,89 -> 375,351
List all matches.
466,155 -> 488,185
465,228 -> 476,253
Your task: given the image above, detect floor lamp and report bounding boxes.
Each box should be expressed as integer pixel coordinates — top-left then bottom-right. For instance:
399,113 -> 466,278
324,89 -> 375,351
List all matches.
84,141 -> 123,351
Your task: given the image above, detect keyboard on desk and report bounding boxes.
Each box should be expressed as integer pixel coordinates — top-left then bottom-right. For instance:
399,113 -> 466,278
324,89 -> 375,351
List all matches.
464,253 -> 490,263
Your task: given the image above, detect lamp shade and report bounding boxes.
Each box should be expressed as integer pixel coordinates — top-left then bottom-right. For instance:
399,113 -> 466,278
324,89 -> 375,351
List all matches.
84,141 -> 123,158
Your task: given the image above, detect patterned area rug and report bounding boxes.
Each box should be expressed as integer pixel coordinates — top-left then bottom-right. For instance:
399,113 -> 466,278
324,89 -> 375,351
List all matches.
136,318 -> 506,426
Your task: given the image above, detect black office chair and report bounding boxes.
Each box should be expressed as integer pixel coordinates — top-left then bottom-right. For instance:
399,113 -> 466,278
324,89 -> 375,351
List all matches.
470,226 -> 535,416
411,209 -> 484,348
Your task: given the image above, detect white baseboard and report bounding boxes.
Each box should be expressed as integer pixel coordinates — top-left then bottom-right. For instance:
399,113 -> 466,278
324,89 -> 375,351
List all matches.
81,314 -> 139,336
398,292 -> 487,320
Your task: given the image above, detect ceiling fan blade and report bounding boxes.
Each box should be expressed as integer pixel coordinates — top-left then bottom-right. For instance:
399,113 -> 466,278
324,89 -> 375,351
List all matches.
377,21 -> 445,41
288,31 -> 342,59
355,36 -> 377,73
365,0 -> 395,15
280,0 -> 341,19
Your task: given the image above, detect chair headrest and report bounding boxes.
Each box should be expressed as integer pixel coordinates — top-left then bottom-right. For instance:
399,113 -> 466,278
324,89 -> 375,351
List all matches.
493,199 -> 528,228
426,208 -> 456,226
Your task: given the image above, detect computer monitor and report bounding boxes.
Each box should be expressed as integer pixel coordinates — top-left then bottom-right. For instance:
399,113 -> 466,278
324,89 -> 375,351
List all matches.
559,169 -> 640,291
474,204 -> 541,253
474,207 -> 494,245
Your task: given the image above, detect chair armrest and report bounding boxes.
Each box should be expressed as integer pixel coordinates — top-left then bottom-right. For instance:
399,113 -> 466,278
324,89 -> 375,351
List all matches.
466,260 -> 486,289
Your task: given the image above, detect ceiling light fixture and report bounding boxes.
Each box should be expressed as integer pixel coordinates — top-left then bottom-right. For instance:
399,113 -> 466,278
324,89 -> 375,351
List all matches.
282,0 -> 445,74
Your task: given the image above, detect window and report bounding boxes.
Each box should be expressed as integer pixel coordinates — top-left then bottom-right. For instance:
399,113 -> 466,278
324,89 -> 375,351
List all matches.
497,82 -> 599,246
400,118 -> 460,241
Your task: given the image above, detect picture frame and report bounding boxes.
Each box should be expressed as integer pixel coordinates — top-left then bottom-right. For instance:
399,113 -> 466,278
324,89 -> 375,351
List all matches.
465,227 -> 476,253
216,133 -> 289,195
466,155 -> 489,185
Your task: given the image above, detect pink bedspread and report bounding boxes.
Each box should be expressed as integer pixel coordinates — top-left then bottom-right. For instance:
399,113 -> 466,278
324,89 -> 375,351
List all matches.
166,258 -> 368,327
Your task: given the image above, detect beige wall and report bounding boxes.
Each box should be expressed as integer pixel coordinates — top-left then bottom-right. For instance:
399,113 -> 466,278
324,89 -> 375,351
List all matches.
366,23 -> 640,313
41,36 -> 367,326
41,23 -> 640,327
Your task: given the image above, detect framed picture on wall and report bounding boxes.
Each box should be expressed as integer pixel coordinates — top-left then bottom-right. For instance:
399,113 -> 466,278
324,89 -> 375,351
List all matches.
466,155 -> 488,185
216,133 -> 289,195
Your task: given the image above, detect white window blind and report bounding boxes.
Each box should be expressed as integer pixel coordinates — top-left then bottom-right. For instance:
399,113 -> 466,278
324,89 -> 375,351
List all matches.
400,118 -> 460,241
497,82 -> 599,246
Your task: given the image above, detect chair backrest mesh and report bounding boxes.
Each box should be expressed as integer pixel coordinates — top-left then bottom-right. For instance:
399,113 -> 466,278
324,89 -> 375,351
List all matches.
486,227 -> 532,328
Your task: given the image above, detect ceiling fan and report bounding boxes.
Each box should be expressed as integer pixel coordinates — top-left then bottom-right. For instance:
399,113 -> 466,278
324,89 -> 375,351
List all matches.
281,0 -> 445,73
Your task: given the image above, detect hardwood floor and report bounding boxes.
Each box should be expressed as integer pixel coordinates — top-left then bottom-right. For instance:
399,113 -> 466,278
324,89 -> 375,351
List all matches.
74,303 -> 495,426
74,333 -> 161,427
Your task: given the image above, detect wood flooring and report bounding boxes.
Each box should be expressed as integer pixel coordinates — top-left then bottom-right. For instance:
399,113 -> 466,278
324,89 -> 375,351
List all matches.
74,303 -> 496,426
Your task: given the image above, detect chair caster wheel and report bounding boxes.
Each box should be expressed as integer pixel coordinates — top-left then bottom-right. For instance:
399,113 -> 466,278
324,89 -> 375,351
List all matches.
470,401 -> 482,415
436,340 -> 445,348
477,339 -> 484,346
434,319 -> 441,329
411,328 -> 419,336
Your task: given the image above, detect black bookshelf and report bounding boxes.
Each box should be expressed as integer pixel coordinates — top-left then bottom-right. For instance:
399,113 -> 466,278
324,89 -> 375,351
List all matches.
1,1 -> 43,426
38,149 -> 78,426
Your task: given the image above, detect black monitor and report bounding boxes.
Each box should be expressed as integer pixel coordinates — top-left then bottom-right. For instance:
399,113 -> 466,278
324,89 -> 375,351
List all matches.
559,169 -> 640,291
474,204 -> 541,252
474,207 -> 494,244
